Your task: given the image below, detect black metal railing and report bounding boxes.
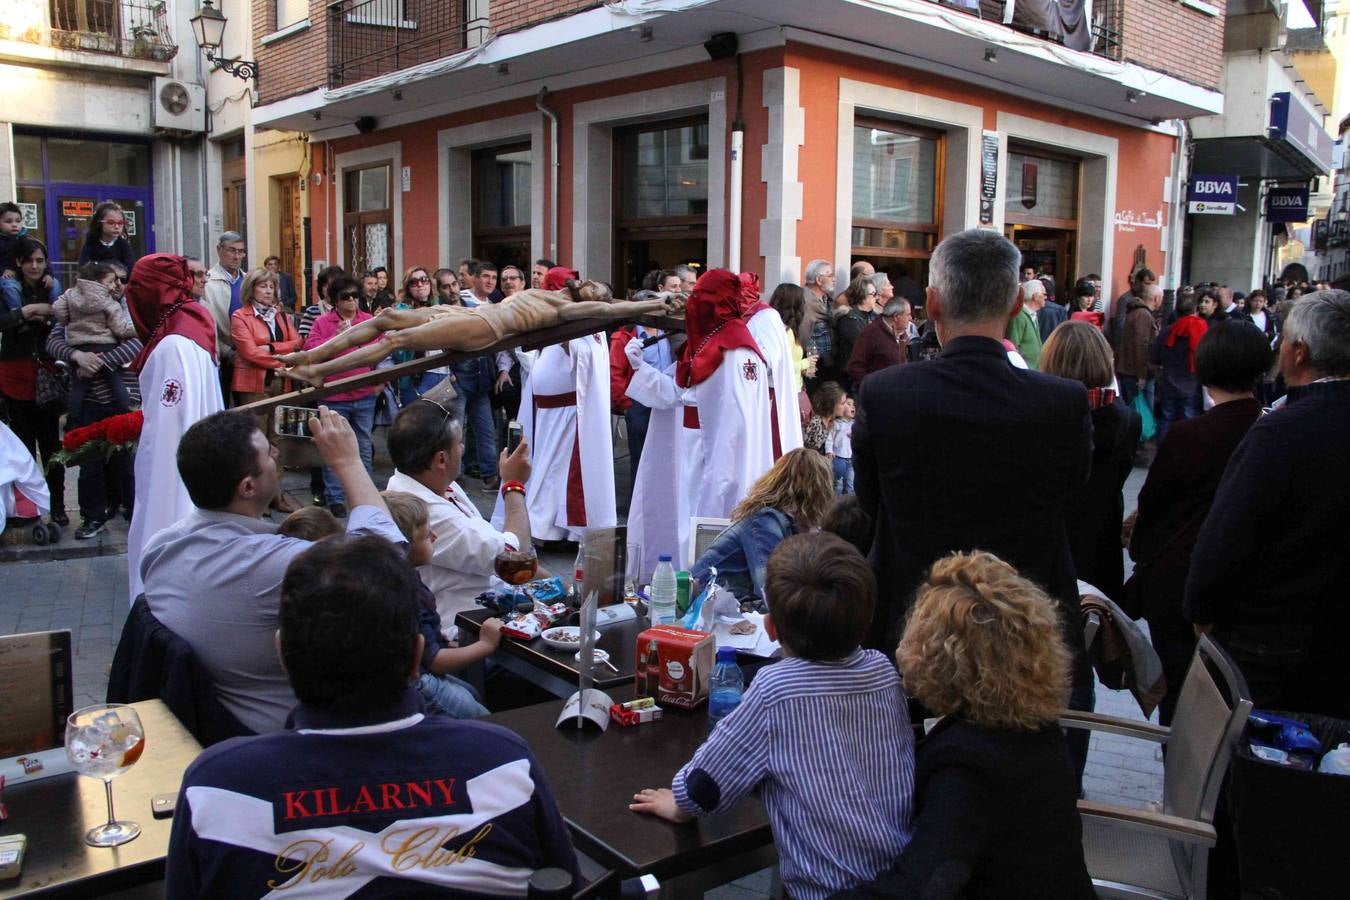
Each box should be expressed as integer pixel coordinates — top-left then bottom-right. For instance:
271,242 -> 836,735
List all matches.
11,0 -> 181,61
328,0 -> 466,88
957,0 -> 1122,61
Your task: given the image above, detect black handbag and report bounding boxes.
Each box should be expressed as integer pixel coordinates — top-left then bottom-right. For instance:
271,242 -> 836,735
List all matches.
33,361 -> 69,414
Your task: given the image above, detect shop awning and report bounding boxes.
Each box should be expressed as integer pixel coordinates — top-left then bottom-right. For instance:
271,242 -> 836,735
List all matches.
1191,91 -> 1333,181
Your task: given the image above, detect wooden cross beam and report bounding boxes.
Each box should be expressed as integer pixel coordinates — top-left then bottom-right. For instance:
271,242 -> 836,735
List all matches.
235,312 -> 685,416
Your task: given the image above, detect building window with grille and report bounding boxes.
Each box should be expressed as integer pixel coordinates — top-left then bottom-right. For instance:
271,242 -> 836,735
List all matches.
614,118 -> 709,292
343,163 -> 392,277
471,143 -> 531,272
851,119 -> 943,288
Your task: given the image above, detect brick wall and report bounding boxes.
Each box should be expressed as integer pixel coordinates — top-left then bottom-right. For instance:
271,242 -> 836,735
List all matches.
489,1 -> 605,36
253,1 -> 606,106
1118,0 -> 1225,88
972,0 -> 1224,90
253,0 -> 329,105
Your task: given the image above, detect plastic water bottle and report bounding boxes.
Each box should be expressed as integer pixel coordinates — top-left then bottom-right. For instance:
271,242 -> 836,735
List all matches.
651,555 -> 678,625
708,647 -> 744,732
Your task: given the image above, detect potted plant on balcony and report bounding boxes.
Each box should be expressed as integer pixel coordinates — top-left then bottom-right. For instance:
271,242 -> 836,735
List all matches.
130,24 -> 158,59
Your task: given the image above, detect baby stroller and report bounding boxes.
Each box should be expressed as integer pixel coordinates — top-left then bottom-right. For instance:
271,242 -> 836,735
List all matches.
0,419 -> 59,544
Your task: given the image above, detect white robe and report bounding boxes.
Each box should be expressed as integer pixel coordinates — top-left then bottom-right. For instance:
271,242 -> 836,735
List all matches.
492,334 -> 615,542
624,347 -> 774,578
625,363 -> 698,580
0,420 -> 49,533
745,307 -> 804,457
126,335 -> 223,601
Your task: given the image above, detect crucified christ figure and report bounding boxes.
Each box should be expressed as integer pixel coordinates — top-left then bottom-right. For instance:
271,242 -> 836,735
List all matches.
278,280 -> 682,387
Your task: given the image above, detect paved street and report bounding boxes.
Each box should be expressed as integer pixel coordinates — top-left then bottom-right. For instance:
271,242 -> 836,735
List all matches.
1,440 -> 1162,896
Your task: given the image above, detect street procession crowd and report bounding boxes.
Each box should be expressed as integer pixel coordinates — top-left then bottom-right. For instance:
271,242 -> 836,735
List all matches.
4,197 -> 1350,897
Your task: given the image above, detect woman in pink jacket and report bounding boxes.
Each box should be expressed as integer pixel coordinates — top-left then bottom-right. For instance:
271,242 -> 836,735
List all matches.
302,272 -> 380,517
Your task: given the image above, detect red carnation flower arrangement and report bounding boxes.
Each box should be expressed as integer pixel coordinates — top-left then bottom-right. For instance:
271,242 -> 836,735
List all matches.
49,411 -> 144,472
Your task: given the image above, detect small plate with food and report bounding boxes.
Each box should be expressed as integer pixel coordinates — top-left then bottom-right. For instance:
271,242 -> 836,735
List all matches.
540,626 -> 601,651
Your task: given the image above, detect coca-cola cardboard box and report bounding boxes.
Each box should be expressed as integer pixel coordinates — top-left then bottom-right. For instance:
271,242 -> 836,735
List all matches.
634,625 -> 714,710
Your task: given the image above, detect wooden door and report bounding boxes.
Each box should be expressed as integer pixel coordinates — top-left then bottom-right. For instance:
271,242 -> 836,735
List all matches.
278,176 -> 303,308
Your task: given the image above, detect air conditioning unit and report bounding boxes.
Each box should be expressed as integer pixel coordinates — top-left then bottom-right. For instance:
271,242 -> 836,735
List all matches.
152,78 -> 206,133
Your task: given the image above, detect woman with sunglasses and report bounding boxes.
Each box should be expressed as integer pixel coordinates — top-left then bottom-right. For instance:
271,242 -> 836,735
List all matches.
301,273 -> 380,518
394,266 -> 450,406
77,202 -> 136,271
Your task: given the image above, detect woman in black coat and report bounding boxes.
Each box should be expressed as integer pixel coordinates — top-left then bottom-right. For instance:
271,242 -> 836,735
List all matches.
1128,321 -> 1271,725
1041,321 -> 1141,603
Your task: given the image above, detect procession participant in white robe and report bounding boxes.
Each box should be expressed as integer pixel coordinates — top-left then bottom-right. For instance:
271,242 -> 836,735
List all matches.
491,267 -> 615,542
624,269 -> 775,576
740,273 -> 804,458
125,253 -> 223,601
0,419 -> 49,533
624,354 -> 698,578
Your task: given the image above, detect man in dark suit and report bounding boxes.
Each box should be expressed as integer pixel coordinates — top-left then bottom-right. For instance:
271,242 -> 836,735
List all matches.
853,229 -> 1094,767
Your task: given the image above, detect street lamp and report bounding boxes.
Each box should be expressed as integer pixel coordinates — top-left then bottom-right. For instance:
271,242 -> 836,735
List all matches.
190,0 -> 259,83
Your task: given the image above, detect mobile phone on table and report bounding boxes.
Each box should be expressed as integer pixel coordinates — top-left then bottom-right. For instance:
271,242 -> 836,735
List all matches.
275,405 -> 316,439
507,420 -> 523,454
152,793 -> 178,819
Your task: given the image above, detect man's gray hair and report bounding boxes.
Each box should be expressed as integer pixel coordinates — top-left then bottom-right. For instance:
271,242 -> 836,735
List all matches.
674,264 -> 696,279
1283,290 -> 1350,376
928,229 -> 1020,324
870,272 -> 891,293
217,230 -> 244,247
803,259 -> 833,287
1021,279 -> 1046,298
882,298 -> 910,317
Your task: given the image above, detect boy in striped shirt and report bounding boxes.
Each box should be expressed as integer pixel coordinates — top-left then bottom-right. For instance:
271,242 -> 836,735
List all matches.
630,533 -> 915,900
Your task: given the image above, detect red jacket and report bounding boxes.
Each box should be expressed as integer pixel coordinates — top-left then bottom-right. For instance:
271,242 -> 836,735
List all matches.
230,306 -> 302,394
609,327 -> 635,413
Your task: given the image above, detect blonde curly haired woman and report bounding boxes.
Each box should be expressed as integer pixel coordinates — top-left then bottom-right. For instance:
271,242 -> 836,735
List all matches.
840,551 -> 1093,899
688,447 -> 834,605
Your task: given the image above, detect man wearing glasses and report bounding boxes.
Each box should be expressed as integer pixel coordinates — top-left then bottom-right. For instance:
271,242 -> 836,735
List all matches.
203,231 -> 247,402
801,259 -> 837,390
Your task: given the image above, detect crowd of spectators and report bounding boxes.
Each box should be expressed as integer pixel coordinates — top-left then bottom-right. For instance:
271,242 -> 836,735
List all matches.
7,216 -> 1350,898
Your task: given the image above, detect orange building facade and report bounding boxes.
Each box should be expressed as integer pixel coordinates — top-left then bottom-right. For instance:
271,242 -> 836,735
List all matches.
253,0 -> 1225,306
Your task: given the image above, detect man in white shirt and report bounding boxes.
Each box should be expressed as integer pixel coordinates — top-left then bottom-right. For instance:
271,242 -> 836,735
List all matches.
386,394 -> 533,623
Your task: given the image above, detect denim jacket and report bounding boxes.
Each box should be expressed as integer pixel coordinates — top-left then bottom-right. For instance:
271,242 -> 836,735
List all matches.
689,508 -> 795,602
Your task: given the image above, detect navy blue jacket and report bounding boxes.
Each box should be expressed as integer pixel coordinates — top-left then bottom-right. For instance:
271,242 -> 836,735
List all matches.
166,687 -> 578,897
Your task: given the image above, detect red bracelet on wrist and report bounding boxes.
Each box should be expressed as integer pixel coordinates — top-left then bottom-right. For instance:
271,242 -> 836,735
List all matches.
500,480 -> 526,499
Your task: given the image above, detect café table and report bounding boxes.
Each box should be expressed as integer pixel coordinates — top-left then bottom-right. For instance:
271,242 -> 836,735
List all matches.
488,692 -> 776,894
0,700 -> 201,898
456,606 -> 648,698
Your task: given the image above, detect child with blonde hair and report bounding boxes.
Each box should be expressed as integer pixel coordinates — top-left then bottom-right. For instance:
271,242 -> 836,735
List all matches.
382,490 -> 504,718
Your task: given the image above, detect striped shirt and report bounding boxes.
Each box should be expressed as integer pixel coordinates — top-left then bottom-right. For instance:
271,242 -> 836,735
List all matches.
672,648 -> 915,900
45,321 -> 142,407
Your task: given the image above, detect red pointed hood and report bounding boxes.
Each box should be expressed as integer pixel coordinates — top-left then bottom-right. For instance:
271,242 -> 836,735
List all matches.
127,253 -> 218,371
542,266 -> 580,292
676,269 -> 764,387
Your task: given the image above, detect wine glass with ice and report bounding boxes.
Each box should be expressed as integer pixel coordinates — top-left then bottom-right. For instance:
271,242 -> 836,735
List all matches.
65,703 -> 146,847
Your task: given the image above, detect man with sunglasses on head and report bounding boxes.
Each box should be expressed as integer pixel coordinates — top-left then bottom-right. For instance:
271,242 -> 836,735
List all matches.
386,384 -> 533,624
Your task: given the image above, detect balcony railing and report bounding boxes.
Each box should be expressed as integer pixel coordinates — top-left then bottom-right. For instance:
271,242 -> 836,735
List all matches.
958,0 -> 1122,61
328,0 -> 466,88
0,0 -> 178,61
